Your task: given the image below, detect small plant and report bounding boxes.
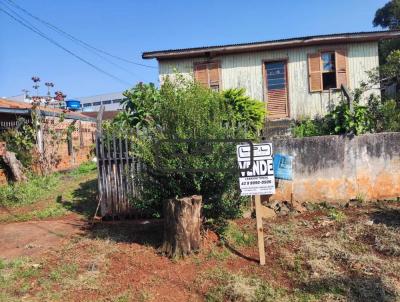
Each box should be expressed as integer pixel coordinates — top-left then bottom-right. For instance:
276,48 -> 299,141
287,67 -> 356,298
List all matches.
220,221 -> 256,247
328,209 -> 346,222
207,247 -> 231,261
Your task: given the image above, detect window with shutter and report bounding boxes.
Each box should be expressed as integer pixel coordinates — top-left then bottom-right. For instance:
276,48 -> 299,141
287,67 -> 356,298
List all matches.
194,61 -> 220,91
308,50 -> 348,92
308,53 -> 323,92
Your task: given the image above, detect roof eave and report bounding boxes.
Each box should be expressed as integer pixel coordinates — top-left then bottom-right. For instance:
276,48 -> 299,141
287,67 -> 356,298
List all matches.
142,31 -> 400,60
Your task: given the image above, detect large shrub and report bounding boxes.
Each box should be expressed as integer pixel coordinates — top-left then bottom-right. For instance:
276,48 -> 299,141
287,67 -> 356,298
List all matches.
115,77 -> 265,219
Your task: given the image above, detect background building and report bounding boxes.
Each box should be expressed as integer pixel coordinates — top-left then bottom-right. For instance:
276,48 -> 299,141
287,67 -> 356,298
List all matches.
78,91 -> 126,112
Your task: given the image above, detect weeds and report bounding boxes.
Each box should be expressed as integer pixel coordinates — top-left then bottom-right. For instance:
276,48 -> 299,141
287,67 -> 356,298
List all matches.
328,209 -> 346,222
68,161 -> 96,176
270,223 -> 295,244
221,221 -> 256,247
207,247 -> 231,261
0,173 -> 61,206
202,268 -> 284,302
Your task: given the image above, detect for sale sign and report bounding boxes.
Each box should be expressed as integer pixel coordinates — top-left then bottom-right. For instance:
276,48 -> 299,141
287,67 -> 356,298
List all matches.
236,143 -> 275,196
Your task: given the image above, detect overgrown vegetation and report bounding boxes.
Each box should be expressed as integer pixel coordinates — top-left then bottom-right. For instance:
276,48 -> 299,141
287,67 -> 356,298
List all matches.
0,162 -> 96,211
111,75 -> 266,219
292,91 -> 400,137
0,173 -> 61,207
0,119 -> 36,168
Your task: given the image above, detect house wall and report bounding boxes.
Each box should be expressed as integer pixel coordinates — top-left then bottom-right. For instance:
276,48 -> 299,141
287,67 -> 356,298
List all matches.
270,132 -> 400,203
158,42 -> 380,120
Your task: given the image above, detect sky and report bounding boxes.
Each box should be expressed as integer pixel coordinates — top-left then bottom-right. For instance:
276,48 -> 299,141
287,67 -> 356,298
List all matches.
0,0 -> 388,99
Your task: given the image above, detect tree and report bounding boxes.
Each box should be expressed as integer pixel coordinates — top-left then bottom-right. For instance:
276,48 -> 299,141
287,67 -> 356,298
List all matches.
373,0 -> 400,29
373,0 -> 400,62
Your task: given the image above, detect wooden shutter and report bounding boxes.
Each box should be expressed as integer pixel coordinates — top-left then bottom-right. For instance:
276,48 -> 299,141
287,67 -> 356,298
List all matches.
265,61 -> 289,118
194,63 -> 209,87
208,62 -> 220,89
308,53 -> 322,92
335,49 -> 348,88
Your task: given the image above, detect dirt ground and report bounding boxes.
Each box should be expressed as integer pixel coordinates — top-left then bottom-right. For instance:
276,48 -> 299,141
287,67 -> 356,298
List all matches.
0,214 -> 86,259
0,173 -> 399,301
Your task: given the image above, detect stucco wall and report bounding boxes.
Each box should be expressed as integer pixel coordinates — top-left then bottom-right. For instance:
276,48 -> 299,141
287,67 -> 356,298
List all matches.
270,132 -> 400,203
158,42 -> 380,120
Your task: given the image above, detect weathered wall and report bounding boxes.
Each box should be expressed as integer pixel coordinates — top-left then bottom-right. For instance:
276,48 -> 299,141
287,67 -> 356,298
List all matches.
158,42 -> 380,119
271,132 -> 400,203
41,117 -> 96,172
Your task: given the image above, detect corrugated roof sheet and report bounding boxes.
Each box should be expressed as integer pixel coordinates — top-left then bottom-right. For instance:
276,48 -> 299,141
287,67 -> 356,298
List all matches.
142,30 -> 400,59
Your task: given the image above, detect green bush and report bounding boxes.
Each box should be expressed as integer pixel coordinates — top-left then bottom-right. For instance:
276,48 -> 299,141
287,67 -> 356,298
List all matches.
292,94 -> 400,137
0,121 -> 36,167
114,76 -> 265,219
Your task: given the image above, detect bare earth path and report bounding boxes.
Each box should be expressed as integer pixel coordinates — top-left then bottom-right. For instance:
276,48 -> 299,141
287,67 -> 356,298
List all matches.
0,170 -> 97,260
0,214 -> 87,260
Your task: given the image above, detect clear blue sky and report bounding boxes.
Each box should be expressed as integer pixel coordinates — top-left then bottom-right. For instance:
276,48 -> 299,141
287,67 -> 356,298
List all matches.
0,0 -> 388,98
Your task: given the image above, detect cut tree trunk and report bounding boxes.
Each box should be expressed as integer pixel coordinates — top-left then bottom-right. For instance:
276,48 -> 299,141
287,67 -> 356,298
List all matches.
2,151 -> 27,182
161,195 -> 202,258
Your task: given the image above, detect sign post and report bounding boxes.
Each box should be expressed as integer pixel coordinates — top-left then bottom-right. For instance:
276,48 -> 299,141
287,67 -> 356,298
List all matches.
236,143 -> 275,266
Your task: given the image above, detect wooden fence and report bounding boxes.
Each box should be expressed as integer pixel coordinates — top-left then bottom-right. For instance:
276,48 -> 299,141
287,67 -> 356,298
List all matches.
96,130 -> 141,218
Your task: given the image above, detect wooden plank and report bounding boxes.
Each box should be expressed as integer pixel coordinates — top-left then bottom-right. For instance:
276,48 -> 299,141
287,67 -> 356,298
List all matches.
112,132 -> 119,216
118,135 -> 125,215
255,194 -> 266,265
124,134 -> 132,214
106,133 -> 114,218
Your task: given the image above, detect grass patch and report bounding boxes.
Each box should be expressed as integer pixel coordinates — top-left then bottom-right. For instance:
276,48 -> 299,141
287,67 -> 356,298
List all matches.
68,161 -> 97,176
270,223 -> 295,244
207,247 -> 231,261
328,209 -> 346,222
202,268 -> 284,302
0,173 -> 61,207
221,221 -> 256,247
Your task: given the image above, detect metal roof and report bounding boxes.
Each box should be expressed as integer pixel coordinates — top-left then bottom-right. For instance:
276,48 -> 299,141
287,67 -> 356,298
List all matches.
142,30 -> 400,60
0,98 -> 96,122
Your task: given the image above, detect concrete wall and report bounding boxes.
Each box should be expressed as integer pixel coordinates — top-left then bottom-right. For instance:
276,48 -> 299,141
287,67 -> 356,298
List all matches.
271,132 -> 400,203
158,42 -> 380,120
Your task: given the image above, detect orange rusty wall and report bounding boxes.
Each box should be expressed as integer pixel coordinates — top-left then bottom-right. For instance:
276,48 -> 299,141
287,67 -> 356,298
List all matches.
270,132 -> 400,203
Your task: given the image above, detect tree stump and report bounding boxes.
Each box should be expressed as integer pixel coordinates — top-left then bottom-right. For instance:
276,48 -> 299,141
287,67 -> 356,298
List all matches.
1,151 -> 27,182
161,195 -> 202,258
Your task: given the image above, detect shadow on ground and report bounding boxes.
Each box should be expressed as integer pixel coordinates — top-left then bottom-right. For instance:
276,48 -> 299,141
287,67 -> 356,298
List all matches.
371,207 -> 400,229
60,177 -> 164,248
301,274 -> 397,302
87,220 -> 164,249
59,178 -> 98,218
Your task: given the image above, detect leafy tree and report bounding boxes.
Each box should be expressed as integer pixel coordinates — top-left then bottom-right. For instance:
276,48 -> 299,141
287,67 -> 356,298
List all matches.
373,0 -> 400,29
111,76 -> 266,219
373,0 -> 400,62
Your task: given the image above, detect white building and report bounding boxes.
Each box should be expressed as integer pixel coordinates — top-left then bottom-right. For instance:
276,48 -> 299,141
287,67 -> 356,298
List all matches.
78,91 -> 126,112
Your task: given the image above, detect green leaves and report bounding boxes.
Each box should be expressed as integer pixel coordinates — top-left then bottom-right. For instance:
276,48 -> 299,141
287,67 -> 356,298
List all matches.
109,75 -> 266,219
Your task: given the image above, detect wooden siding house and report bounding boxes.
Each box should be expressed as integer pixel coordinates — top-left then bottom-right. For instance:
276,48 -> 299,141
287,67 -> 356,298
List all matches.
143,31 -> 400,121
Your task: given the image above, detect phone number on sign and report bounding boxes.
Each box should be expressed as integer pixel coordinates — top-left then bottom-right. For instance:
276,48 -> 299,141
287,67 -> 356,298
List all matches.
241,180 -> 272,186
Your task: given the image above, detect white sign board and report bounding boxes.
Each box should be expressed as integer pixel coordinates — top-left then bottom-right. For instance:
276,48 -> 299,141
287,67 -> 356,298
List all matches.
236,143 -> 275,196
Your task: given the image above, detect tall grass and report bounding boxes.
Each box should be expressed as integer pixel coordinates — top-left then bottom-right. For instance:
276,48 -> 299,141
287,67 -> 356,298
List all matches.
0,161 -> 97,207
0,173 -> 61,206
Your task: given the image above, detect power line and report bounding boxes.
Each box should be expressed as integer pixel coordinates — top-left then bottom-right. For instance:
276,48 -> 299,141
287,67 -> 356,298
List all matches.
1,0 -> 140,79
4,0 -> 157,69
0,6 -> 132,86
